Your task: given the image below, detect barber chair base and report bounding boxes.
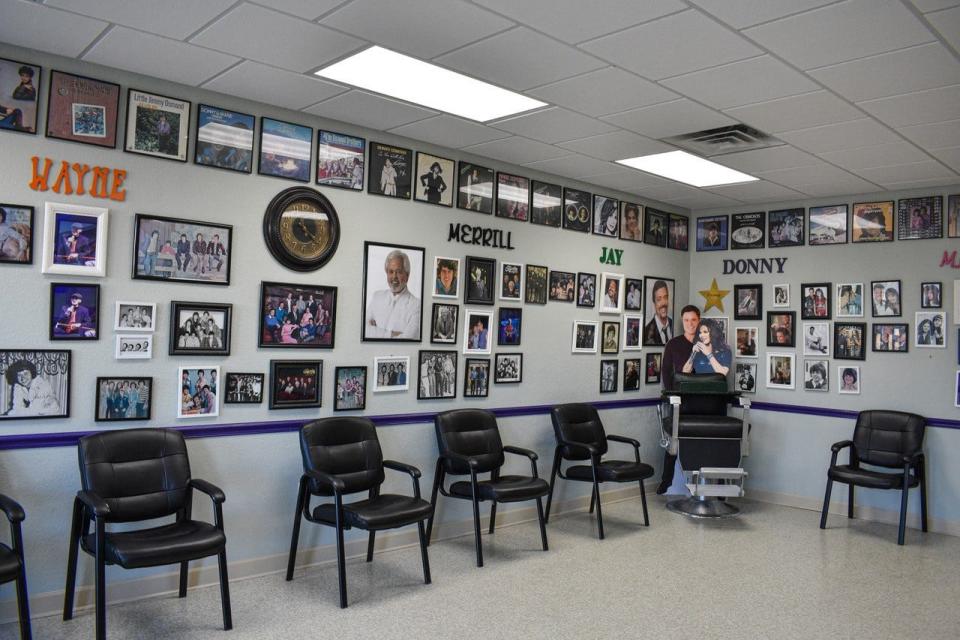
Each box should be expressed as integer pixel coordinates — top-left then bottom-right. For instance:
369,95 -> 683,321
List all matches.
666,496 -> 740,518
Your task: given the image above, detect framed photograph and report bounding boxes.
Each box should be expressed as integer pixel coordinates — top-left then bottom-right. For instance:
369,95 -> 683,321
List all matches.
921,282 -> 942,309
645,353 -> 662,385
870,280 -> 902,317
916,311 -> 946,348
368,141 -> 412,199
834,322 -> 866,360
115,302 -> 156,332
668,213 -> 689,251
773,284 -> 790,308
463,359 -> 490,398
132,213 -> 231,285
225,373 -> 263,404
644,208 -> 668,247
525,265 -> 548,304
562,188 -> 591,233
334,366 -> 367,411
601,321 -> 620,355
269,360 -> 321,409
414,152 -> 454,207
362,241 -> 425,342
802,322 -> 830,356
734,284 -> 762,320
499,262 -> 523,301
593,195 -> 619,237
465,256 -> 496,305
624,279 -> 643,312
430,303 -> 459,345
696,215 -> 728,251
839,366 -> 861,394
177,366 -> 220,419
572,320 -> 599,354
898,196 -> 943,240
50,283 -> 99,340
433,256 -> 461,299
0,350 -> 70,420
194,104 -> 254,173
766,353 -> 795,389
956,371 -> 960,407
124,89 -> 190,162
317,130 -> 365,190
600,360 -> 618,393
0,57 -> 40,134
577,273 -> 597,308
599,272 -> 624,314
497,307 -> 522,346
46,70 -> 120,148
948,194 -> 959,238
530,180 -> 562,227
735,362 -> 756,394
735,327 -> 759,358
836,283 -> 864,318
0,203 -> 33,265
768,208 -> 804,247
549,270 -> 576,302
623,315 -> 642,351
873,323 -> 909,352
730,212 -> 765,250
457,162 -> 494,214
803,359 -> 829,391
96,377 -> 151,421
623,359 -> 641,391
494,353 -> 522,384
808,205 -> 848,245
851,201 -> 894,243
42,202 -> 108,277
169,301 -> 232,356
801,283 -> 831,320
620,202 -> 643,242
258,117 -> 312,182
643,277 -> 675,346
115,335 -> 152,360
496,172 -> 529,221
372,356 -> 410,393
418,351 -> 457,399
463,310 -> 493,355
767,311 -> 796,347
260,282 -> 337,348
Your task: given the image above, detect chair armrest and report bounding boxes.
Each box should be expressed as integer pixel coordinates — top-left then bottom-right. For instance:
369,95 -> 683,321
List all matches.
831,440 -> 854,453
304,469 -> 345,493
902,452 -> 924,465
0,494 -> 24,523
383,459 -> 422,478
77,490 -> 111,518
190,479 -> 225,504
503,445 -> 538,461
661,390 -> 740,399
439,451 -> 480,469
606,434 -> 640,448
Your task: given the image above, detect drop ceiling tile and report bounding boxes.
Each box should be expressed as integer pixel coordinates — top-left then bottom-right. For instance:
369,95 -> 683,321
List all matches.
856,160 -> 956,185
462,136 -> 569,165
723,92 -> 863,136
471,0 -> 685,44
858,84 -> 960,127
756,162 -> 873,188
927,6 -> 960,52
388,115 -> 511,149
930,145 -> 960,171
808,43 -> 960,103
909,0 -> 960,12
687,0 -> 839,29
706,180 -> 806,203
249,0 -> 345,20
671,193 -> 745,209
557,131 -> 674,161
321,0 -> 514,59
304,90 -> 436,130
817,142 -> 930,171
522,155 -> 617,180
580,10 -> 760,80
777,118 -> 902,153
45,0 -> 235,40
898,119 -> 960,149
881,176 -> 960,190
191,3 -> 365,72
716,146 -> 822,173
83,27 -> 239,86
203,61 -> 347,110
490,107 -> 617,144
601,99 -> 737,139
0,0 -> 107,57
526,68 -> 678,117
635,182 -> 706,202
661,55 -> 819,110
743,0 -> 935,70
791,177 -> 882,197
578,169 -> 673,191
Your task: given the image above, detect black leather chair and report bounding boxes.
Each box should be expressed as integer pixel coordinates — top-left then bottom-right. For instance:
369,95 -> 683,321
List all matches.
0,493 -> 31,639
427,409 -> 549,567
286,417 -> 432,608
545,403 -> 654,539
63,428 -> 231,640
819,410 -> 927,545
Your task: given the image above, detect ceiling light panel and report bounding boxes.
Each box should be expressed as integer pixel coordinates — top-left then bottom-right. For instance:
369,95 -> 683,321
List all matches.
617,150 -> 759,187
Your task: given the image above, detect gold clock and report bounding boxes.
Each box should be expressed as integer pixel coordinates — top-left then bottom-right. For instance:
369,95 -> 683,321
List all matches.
263,187 -> 340,271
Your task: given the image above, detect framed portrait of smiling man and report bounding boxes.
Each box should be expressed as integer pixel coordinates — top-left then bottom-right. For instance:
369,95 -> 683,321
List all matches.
642,276 -> 675,346
362,241 -> 425,342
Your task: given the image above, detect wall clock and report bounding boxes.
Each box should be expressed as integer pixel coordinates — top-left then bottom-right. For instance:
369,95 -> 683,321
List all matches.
263,186 -> 340,272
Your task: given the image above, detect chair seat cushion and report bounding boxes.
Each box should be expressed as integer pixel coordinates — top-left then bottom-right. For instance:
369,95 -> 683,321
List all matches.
677,416 -> 745,438
81,520 -> 225,569
0,544 -> 20,583
828,465 -> 920,490
312,494 -> 433,531
566,460 -> 655,483
449,475 -> 550,503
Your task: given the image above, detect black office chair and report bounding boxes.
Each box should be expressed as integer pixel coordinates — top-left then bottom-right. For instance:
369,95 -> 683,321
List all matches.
0,493 -> 31,639
426,409 -> 549,567
819,410 -> 927,545
545,403 -> 654,539
286,417 -> 432,608
63,428 -> 231,640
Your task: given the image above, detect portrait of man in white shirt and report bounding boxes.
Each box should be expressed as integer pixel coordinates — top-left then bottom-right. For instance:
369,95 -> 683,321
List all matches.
363,243 -> 423,341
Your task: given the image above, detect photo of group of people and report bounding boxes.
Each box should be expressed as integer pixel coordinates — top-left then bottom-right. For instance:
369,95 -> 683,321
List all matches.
170,303 -> 230,356
269,361 -> 321,409
225,373 -> 263,404
495,353 -> 522,383
334,366 -> 367,411
96,377 -> 152,421
178,366 -> 219,418
373,356 -> 409,392
317,130 -> 364,190
549,270 -> 576,302
463,359 -> 490,398
418,351 -> 457,400
133,214 -> 231,285
260,282 -> 336,348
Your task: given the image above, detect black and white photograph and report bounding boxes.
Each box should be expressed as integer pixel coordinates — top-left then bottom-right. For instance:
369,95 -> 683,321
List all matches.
599,360 -> 618,393
194,104 -> 253,173
736,327 -> 758,358
620,202 -> 643,242
839,366 -> 860,394
766,353 -> 795,390
801,283 -> 831,320
645,353 -> 662,385
368,141 -> 412,199
549,270 -> 576,302
577,272 -> 596,308
362,241 -> 425,342
463,310 -> 493,355
258,117 -> 312,182
808,205 -> 848,245
177,366 -> 220,418
834,322 -> 866,360
169,301 -> 232,356
915,312 -> 946,348
457,162 -> 494,214
873,323 -> 909,352
898,196 -> 943,240
115,335 -> 152,360
260,282 -> 337,349
599,272 -> 624,314
42,202 -> 109,278
414,152 -> 454,207
0,203 -> 33,265
500,262 -> 523,301
96,377 -> 151,421
623,359 -> 641,391
498,307 -> 522,346
269,360 -> 321,409
334,366 -> 367,411
644,208 -> 667,247
372,356 -> 410,393
921,282 -> 942,309
870,280 -> 901,317
531,180 -> 562,228
804,359 -> 829,391
767,311 -> 796,347
735,362 -> 756,394
836,283 -> 864,317
803,322 -> 830,356
730,211 -> 766,250
124,89 -> 190,162
852,201 -> 894,243
0,57 -> 40,134
132,213 -> 232,285
465,256 -> 496,305
418,351 -> 457,400
525,265 -> 548,304
668,213 -> 689,251
593,195 -> 619,237
115,302 -> 156,332
430,303 -> 459,345
463,358 -> 490,398
433,256 -> 460,299
624,278 -> 643,312
563,188 -> 591,233
601,321 -> 620,355
496,172 -> 529,221
768,208 -> 804,248
317,130 -> 364,190
225,373 -> 263,404
572,320 -> 598,353
773,284 -> 790,307
49,283 -> 99,340
0,350 -> 70,420
623,315 -> 642,351
643,277 -> 675,346
494,353 -> 522,384
734,284 -> 762,320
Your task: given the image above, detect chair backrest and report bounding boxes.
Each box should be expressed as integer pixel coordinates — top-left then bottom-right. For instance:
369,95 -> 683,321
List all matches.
434,409 -> 504,474
78,428 -> 191,523
853,410 -> 926,468
672,372 -> 728,415
550,403 -> 608,460
300,417 -> 384,496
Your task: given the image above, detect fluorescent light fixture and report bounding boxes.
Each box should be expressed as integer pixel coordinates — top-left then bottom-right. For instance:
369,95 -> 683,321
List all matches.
616,150 -> 758,187
315,46 -> 547,122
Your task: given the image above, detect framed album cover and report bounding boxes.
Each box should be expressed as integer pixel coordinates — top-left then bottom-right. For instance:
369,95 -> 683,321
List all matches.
620,202 -> 643,242
368,141 -> 412,199
768,208 -> 804,248
531,180 -> 562,227
0,57 -> 40,134
194,104 -> 254,173
593,195 -> 619,237
463,359 -> 490,398
169,301 -> 232,356
42,202 -> 108,277
496,172 -> 529,221
0,350 -> 71,420
46,70 -> 120,148
898,196 -> 943,240
809,205 -> 848,245
668,213 -> 689,251
96,377 -> 152,421
414,152 -> 454,207
258,117 -> 312,182
50,283 -> 99,340
457,162 -> 494,214
225,373 -> 264,404
644,208 -> 668,247
834,322 -> 866,360
334,366 -> 367,411
316,130 -> 365,190
124,89 -> 190,161
465,256 -> 496,305
730,212 -> 765,250
177,366 -> 220,419
259,281 -> 337,348
269,360 -> 322,409
563,188 -> 591,233
851,201 -> 894,243
525,264 -> 548,304
696,215 -> 727,251
0,203 -> 33,264
132,213 -> 231,285
362,241 -> 425,342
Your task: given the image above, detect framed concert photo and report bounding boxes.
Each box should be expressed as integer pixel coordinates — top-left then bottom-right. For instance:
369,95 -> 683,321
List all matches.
497,307 -> 522,347
41,202 -> 108,277
132,213 -> 232,285
259,281 -> 337,349
169,301 -> 232,356
49,283 -> 99,341
124,89 -> 190,162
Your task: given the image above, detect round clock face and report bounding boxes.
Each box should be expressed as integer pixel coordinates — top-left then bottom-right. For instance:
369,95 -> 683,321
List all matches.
264,187 -> 340,271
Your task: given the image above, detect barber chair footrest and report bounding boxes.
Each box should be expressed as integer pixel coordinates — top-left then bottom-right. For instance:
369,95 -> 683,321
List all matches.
685,483 -> 742,497
665,497 -> 741,518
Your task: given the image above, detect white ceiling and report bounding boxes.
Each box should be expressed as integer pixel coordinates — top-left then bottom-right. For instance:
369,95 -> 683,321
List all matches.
3,0 -> 960,210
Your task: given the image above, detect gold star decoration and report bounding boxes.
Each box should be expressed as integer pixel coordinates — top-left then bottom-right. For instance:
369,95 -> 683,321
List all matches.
699,278 -> 730,313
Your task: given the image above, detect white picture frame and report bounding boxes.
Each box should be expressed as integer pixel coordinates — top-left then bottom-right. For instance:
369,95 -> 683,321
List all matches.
372,356 -> 410,392
766,352 -> 795,389
838,366 -> 861,394
835,282 -> 864,318
432,256 -> 460,299
915,311 -> 946,348
599,272 -> 624,314
572,320 -> 598,354
802,321 -> 831,356
41,202 -> 109,277
622,314 -> 643,351
772,283 -> 790,308
499,261 -> 524,302
115,334 -> 153,360
735,327 -> 759,358
177,365 -> 220,419
735,362 -> 757,394
462,309 -> 493,355
114,301 -> 157,332
803,358 -> 829,391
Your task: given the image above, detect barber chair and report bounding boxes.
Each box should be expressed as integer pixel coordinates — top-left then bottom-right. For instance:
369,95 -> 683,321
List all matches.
660,373 -> 751,518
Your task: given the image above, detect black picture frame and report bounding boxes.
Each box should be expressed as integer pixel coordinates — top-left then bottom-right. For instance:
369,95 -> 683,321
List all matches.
592,194 -> 619,237
809,205 -> 848,245
696,215 -> 728,251
132,213 -> 233,286
46,69 -> 120,148
497,307 -> 522,346
730,212 -> 766,250
800,283 -> 832,320
897,196 -> 943,240
620,202 -> 643,242
316,130 -> 365,190
668,213 -> 689,251
463,358 -> 491,398
0,349 -> 71,420
258,117 -> 313,182
623,358 -> 641,391
495,172 -> 530,221
269,360 -> 322,409
734,284 -> 762,320
0,57 -> 40,135
224,372 -> 264,404
599,360 -> 618,393
644,208 -> 668,247
645,353 -> 662,384
457,162 -> 494,214
464,256 -> 496,305
851,201 -> 894,243
361,241 -> 426,342
870,280 -> 902,318
368,141 -> 412,199
624,278 -> 643,312
872,323 -> 909,353
259,281 -> 337,348
921,282 -> 942,309
334,366 -> 367,411
494,353 -> 522,384
414,152 -> 455,207
562,188 -> 591,233
601,321 -> 620,355
525,265 -> 548,305
263,186 -> 341,273
95,377 -> 152,421
430,303 -> 459,345
643,276 -> 675,347
768,208 -> 805,248
577,272 -> 597,308
767,311 -> 796,347
123,88 -> 191,162
530,180 -> 562,227
0,203 -> 33,265
548,270 -> 576,302
834,322 -> 867,360
50,282 -> 100,341
417,350 -> 457,399
169,301 -> 232,356
193,103 -> 255,173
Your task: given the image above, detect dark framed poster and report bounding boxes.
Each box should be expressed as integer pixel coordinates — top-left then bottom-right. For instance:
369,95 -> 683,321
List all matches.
0,57 -> 40,134
194,104 -> 254,173
531,180 -> 562,227
46,70 -> 120,148
368,141 -> 412,199
124,88 -> 191,162
316,130 -> 364,190
898,196 -> 943,240
644,208 -> 667,247
730,212 -> 765,250
668,213 -> 688,251
562,188 -> 591,233
414,152 -> 454,207
768,208 -> 804,248
696,215 -> 728,251
496,172 -> 530,221
457,162 -> 494,214
258,117 -> 312,182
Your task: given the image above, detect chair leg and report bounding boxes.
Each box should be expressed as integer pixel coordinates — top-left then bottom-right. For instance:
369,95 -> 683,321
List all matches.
62,499 -> 83,621
286,478 -> 308,581
847,485 -> 855,519
488,503 -> 497,534
417,521 -> 431,585
15,562 -> 31,640
471,493 -> 483,568
335,504 -> 348,608
544,450 -> 561,523
94,520 -> 106,640
366,531 -> 376,562
819,479 -> 833,529
592,482 -> 605,540
535,497 -> 549,552
425,460 -> 443,545
178,561 -> 189,597
217,549 -> 233,630
919,459 -> 928,533
639,480 -> 650,527
588,488 -> 596,514
898,485 -> 909,546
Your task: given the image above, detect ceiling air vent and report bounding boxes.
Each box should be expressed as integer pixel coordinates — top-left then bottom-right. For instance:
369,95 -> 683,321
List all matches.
661,124 -> 782,157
